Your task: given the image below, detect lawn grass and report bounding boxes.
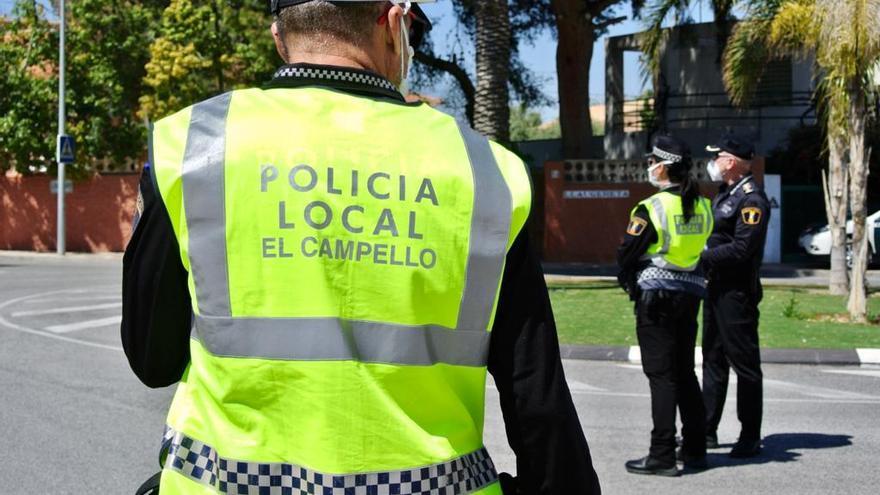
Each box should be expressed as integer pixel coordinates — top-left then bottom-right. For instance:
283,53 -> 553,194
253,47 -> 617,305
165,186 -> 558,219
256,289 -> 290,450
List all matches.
549,282 -> 880,349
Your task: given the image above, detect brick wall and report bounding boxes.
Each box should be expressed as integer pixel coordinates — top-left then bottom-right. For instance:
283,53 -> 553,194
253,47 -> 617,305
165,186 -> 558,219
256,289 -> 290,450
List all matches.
0,173 -> 139,252
543,160 -> 764,263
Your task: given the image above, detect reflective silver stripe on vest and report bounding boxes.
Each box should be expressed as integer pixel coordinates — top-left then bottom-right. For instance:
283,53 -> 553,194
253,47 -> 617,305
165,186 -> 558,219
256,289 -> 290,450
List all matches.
455,123 -> 512,332
182,92 -> 234,317
164,427 -> 498,494
193,314 -> 491,366
180,95 -> 513,366
641,195 -> 699,271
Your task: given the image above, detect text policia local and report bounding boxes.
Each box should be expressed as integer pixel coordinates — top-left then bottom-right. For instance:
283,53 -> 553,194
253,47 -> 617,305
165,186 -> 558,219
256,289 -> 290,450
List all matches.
260,164 -> 440,269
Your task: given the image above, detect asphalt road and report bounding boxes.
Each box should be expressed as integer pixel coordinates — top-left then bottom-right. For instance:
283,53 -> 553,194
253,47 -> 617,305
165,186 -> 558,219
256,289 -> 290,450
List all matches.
1,253 -> 878,494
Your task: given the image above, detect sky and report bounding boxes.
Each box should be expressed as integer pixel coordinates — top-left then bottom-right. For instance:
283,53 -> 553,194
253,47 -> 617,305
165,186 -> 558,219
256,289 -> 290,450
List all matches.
421,0 -> 724,122
0,0 -> 724,123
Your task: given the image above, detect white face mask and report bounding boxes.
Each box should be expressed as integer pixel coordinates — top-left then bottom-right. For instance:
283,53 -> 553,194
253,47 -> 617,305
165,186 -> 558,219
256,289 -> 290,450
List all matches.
396,1 -> 414,94
647,162 -> 664,188
706,159 -> 724,182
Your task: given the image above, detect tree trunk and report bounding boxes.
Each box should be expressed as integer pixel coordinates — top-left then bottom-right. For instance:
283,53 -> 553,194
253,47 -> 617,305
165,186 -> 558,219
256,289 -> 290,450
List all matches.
824,136 -> 849,295
473,0 -> 511,144
847,86 -> 870,322
551,0 -> 593,159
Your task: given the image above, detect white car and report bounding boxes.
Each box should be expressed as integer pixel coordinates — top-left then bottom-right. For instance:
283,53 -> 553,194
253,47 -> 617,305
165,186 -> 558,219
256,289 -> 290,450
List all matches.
799,210 -> 880,266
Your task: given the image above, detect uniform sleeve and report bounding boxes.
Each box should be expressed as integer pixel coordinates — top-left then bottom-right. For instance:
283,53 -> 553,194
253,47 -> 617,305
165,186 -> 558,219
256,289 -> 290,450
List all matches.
700,194 -> 770,268
487,228 -> 601,495
616,205 -> 656,295
121,168 -> 193,388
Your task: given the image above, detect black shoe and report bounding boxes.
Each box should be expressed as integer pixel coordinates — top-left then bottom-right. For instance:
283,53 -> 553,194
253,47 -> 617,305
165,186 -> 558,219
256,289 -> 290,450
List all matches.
730,438 -> 761,458
625,456 -> 679,477
706,433 -> 719,449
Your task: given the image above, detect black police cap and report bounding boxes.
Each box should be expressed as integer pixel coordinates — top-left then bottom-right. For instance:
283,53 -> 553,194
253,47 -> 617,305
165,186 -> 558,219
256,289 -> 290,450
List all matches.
706,133 -> 755,160
646,134 -> 690,164
270,1 -> 432,49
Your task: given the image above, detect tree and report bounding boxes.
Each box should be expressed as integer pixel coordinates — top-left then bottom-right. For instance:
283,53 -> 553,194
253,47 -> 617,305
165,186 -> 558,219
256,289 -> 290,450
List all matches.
140,0 -> 276,121
510,105 -> 562,140
723,0 -> 880,321
0,1 -> 57,173
550,0 -> 637,158
414,0 -> 551,144
0,0 -> 166,176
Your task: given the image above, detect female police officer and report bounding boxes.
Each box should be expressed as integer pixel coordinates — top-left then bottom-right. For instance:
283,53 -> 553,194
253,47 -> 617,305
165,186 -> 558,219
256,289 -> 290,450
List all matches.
617,135 -> 713,476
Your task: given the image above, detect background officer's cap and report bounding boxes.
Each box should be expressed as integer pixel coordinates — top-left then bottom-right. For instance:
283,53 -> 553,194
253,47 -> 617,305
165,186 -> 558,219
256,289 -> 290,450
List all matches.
646,134 -> 690,165
270,0 -> 433,49
706,133 -> 755,160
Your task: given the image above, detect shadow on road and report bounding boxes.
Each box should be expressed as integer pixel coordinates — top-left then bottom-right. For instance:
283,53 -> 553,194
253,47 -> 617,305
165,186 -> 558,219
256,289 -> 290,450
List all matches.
686,433 -> 853,474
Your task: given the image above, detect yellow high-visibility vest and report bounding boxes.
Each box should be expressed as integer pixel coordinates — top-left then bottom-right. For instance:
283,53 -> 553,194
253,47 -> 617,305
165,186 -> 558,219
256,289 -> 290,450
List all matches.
150,87 -> 532,494
635,191 -> 713,271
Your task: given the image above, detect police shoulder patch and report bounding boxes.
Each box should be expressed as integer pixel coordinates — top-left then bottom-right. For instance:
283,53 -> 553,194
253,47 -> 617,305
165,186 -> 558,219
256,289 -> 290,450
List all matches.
741,206 -> 762,225
627,217 -> 648,236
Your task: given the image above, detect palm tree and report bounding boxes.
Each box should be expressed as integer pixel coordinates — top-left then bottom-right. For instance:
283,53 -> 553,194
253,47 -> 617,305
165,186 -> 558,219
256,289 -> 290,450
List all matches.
473,0 -> 512,144
723,0 -> 880,321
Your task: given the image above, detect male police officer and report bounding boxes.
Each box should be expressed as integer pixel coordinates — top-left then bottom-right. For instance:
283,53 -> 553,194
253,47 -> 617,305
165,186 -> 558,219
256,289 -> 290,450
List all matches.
701,134 -> 770,458
121,1 -> 600,494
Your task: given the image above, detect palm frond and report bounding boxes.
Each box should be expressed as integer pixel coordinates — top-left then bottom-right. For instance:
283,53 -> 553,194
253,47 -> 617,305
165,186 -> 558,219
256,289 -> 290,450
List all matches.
767,0 -> 818,56
722,19 -> 774,106
637,0 -> 688,78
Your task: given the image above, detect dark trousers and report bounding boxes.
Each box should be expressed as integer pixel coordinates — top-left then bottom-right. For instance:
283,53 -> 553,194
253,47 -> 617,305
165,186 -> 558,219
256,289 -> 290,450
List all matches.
702,286 -> 763,441
636,290 -> 706,465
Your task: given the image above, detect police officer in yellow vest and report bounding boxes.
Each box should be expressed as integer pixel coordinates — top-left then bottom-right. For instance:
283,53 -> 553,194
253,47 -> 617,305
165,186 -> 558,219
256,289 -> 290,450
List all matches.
121,1 -> 600,493
617,135 -> 713,476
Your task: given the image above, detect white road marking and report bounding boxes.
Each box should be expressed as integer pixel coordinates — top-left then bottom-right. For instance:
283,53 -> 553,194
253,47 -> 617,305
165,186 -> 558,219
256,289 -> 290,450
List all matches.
567,380 -> 607,392
617,364 -> 643,371
22,295 -> 120,304
11,302 -> 121,317
45,315 -> 122,334
0,288 -> 122,351
822,369 -> 880,379
763,378 -> 878,400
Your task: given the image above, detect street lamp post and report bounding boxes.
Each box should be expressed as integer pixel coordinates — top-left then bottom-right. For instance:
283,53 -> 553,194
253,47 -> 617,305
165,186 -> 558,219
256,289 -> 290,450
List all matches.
56,0 -> 66,255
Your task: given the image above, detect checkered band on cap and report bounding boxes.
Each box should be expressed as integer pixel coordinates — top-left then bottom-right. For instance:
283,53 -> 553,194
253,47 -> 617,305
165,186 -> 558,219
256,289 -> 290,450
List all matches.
163,428 -> 498,494
652,146 -> 683,163
273,66 -> 400,94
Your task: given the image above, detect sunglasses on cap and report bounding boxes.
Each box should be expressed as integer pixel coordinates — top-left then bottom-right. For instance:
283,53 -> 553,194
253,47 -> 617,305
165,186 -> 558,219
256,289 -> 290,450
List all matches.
377,3 -> 430,49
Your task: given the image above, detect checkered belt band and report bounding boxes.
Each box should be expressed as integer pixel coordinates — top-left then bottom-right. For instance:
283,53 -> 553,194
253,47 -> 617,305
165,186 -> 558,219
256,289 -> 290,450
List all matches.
162,427 -> 498,494
637,266 -> 706,287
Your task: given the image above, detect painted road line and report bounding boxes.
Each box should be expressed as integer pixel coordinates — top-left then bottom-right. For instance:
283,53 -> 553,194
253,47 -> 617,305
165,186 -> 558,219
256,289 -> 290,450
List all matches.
45,315 -> 122,334
11,302 -> 121,317
822,369 -> 880,379
0,289 -> 122,351
763,378 -> 878,400
857,349 -> 880,365
22,295 -> 120,304
567,380 -> 607,392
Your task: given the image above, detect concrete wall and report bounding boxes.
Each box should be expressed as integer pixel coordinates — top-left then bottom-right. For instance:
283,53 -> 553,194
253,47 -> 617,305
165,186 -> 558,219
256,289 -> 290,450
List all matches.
0,173 -> 138,252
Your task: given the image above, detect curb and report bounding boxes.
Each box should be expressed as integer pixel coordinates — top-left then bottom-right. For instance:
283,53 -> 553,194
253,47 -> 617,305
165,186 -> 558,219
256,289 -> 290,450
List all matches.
560,345 -> 880,366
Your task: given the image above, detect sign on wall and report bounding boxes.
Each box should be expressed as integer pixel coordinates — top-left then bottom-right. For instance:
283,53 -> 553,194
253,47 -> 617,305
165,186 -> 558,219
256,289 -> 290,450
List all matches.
763,174 -> 782,264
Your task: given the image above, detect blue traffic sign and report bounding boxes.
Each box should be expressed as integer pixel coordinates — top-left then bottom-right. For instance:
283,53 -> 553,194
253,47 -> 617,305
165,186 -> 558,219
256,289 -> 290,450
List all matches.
57,134 -> 75,164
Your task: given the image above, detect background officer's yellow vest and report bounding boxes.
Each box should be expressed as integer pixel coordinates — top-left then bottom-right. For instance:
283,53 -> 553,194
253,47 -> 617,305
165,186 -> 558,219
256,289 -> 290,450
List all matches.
636,191 -> 713,271
151,87 -> 531,494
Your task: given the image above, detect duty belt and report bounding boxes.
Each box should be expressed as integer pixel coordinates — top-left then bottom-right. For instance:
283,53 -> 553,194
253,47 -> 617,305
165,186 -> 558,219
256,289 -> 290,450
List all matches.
162,427 -> 498,494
